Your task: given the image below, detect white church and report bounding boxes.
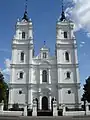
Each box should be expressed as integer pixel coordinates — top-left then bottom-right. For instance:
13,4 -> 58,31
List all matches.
8,3 -> 81,110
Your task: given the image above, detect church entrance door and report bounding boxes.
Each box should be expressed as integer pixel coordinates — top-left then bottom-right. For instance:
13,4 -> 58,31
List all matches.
42,96 -> 48,110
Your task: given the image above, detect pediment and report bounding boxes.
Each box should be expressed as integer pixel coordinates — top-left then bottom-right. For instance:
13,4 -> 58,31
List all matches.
39,60 -> 50,65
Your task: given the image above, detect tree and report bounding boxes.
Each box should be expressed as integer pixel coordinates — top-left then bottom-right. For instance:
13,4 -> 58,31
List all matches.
81,76 -> 90,102
0,72 -> 8,109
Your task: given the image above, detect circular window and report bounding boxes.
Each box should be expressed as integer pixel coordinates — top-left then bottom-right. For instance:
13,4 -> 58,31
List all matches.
68,90 -> 71,94
19,90 -> 22,94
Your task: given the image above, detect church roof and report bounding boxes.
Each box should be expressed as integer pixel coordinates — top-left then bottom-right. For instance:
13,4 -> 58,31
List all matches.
22,11 -> 29,22
22,0 -> 29,22
60,11 -> 66,22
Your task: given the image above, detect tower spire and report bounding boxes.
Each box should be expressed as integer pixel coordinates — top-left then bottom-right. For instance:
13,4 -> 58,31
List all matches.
22,0 -> 29,21
60,0 -> 66,21
25,0 -> 28,13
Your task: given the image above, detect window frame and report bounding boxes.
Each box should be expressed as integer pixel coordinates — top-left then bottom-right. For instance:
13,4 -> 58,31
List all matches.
66,72 -> 70,79
64,31 -> 68,38
65,52 -> 69,61
22,32 -> 25,39
43,52 -> 47,58
19,72 -> 24,79
20,52 -> 24,62
42,70 -> 47,82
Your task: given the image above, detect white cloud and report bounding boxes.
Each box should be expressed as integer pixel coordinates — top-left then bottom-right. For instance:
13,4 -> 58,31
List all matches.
83,53 -> 88,56
4,59 -> 11,69
0,48 -> 10,53
81,41 -> 85,44
66,0 -> 90,36
2,58 -> 11,76
79,41 -> 85,48
3,68 -> 10,76
79,44 -> 83,48
87,32 -> 90,37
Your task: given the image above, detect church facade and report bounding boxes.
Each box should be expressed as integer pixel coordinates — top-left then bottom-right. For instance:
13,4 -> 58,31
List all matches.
8,8 -> 81,110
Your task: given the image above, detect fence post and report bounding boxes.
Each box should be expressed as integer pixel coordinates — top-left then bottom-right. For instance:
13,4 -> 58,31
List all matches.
24,104 -> 27,116
62,104 -> 65,116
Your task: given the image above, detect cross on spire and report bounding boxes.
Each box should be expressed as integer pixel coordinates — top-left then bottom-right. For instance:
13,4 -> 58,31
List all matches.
62,0 -> 64,13
25,0 -> 28,12
60,0 -> 66,21
44,41 -> 46,47
22,0 -> 29,21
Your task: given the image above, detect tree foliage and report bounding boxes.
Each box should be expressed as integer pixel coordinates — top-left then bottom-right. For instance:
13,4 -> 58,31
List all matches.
81,76 -> 90,102
0,72 -> 8,103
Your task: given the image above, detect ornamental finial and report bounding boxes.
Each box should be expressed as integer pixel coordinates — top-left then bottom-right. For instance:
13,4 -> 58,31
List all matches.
44,41 -> 46,46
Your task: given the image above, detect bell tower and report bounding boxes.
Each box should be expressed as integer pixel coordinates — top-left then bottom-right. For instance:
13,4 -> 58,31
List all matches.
56,0 -> 81,108
8,0 -> 34,108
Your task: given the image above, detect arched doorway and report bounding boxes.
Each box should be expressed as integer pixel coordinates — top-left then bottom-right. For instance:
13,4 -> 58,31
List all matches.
42,96 -> 48,110
35,98 -> 38,110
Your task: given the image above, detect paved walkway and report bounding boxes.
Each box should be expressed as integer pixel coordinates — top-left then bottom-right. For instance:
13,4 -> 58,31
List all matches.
0,116 -> 90,120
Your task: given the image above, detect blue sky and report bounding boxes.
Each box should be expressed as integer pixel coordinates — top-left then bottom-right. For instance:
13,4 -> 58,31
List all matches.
0,0 -> 90,87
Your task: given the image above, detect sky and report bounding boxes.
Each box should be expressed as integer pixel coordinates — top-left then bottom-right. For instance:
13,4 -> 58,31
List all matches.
0,0 -> 90,89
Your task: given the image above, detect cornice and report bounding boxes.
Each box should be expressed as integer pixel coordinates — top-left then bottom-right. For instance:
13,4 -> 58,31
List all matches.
56,43 -> 77,49
9,83 -> 57,89
57,63 -> 79,68
12,43 -> 33,49
57,83 -> 80,89
10,63 -> 57,69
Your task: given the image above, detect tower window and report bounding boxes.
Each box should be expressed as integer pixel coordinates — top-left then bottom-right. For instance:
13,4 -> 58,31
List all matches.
43,52 -> 47,58
42,70 -> 47,82
65,52 -> 69,61
68,90 -> 71,94
22,32 -> 25,39
64,32 -> 67,38
19,90 -> 22,94
66,72 -> 70,79
19,72 -> 23,79
21,52 -> 24,61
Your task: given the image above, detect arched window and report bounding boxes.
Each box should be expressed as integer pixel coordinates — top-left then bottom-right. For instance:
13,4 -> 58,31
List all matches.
64,31 -> 67,38
21,52 -> 24,61
22,32 -> 25,39
42,70 -> 47,82
19,72 -> 23,79
65,52 -> 69,61
67,72 -> 70,79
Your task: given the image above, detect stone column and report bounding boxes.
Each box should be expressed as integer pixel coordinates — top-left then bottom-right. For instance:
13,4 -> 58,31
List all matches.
49,69 -> 51,84
40,69 -> 42,84
39,96 -> 42,110
62,104 -> 66,116
49,96 -> 52,110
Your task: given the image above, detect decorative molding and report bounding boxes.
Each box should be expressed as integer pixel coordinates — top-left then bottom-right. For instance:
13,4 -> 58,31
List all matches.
57,83 -> 80,89
57,64 -> 79,68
